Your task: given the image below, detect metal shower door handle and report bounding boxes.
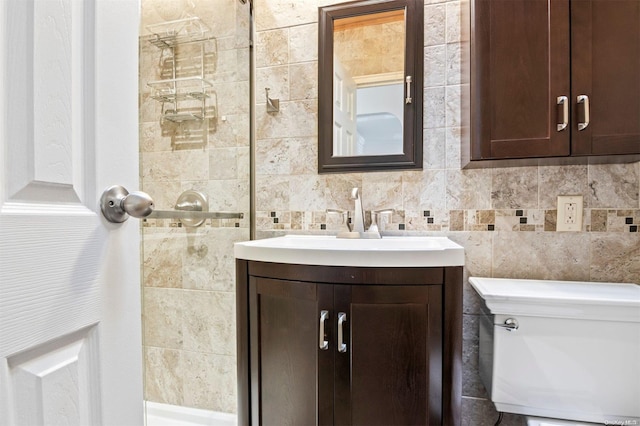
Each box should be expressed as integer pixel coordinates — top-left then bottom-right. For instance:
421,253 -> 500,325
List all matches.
100,185 -> 155,223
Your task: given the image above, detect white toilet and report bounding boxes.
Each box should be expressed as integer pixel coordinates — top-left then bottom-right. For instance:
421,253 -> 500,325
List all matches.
469,277 -> 640,426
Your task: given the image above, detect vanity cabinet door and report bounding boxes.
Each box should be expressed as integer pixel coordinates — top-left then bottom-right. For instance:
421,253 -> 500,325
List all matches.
248,277 -> 334,426
238,262 -> 461,426
333,285 -> 443,425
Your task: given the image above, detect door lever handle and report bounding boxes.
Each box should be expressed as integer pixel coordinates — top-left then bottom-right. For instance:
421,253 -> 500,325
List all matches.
100,185 -> 155,223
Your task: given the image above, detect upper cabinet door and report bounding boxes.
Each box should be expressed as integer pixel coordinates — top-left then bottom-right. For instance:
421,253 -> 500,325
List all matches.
571,0 -> 640,156
472,0 -> 571,160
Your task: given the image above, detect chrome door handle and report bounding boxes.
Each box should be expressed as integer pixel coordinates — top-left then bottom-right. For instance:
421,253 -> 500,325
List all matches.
337,312 -> 347,353
319,310 -> 329,350
496,318 -> 519,332
577,95 -> 590,130
100,185 -> 155,223
557,96 -> 568,131
405,76 -> 413,104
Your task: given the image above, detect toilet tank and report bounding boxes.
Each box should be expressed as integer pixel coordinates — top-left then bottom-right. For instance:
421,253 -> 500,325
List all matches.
469,277 -> 640,424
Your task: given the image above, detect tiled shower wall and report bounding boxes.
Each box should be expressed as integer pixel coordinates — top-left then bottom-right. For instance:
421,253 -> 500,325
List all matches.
139,0 -> 250,413
253,0 -> 639,424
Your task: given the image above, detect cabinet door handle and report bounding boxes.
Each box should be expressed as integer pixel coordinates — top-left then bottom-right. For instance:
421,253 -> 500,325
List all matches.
557,96 -> 568,131
319,310 -> 329,350
577,95 -> 590,130
405,76 -> 412,104
337,312 -> 347,353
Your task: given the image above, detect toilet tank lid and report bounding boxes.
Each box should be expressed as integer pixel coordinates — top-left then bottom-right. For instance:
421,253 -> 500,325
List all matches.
469,277 -> 640,322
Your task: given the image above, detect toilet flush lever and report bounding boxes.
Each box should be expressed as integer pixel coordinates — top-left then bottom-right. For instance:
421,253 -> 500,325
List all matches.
496,318 -> 519,332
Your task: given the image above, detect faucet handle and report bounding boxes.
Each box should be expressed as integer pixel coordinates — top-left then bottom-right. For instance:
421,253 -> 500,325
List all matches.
327,209 -> 352,232
360,208 -> 393,239
328,208 -> 361,238
369,209 -> 394,233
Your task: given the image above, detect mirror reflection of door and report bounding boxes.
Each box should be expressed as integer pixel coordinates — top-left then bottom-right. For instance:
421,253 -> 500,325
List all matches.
333,58 -> 358,156
332,9 -> 406,157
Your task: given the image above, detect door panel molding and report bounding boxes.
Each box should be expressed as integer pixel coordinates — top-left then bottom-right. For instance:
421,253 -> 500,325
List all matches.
8,325 -> 101,426
3,0 -> 94,206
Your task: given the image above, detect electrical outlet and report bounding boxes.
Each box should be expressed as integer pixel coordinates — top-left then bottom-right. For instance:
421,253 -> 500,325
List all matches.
556,195 -> 583,232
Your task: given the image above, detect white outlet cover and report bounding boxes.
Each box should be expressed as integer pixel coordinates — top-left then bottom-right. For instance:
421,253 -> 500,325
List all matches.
556,195 -> 583,232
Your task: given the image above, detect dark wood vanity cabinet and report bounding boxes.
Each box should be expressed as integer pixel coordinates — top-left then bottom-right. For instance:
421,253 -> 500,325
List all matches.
236,261 -> 463,426
470,0 -> 640,163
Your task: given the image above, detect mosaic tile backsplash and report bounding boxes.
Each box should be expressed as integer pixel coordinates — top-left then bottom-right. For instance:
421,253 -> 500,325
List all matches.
258,208 -> 639,233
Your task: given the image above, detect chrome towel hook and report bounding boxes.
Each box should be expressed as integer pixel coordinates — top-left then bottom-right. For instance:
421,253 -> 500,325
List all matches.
265,87 -> 279,113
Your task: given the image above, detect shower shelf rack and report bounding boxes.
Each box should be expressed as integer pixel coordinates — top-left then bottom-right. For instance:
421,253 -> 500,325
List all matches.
147,76 -> 214,122
145,16 -> 215,123
146,16 -> 214,49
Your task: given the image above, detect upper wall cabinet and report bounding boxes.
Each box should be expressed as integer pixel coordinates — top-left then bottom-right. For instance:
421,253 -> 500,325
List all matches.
468,0 -> 640,165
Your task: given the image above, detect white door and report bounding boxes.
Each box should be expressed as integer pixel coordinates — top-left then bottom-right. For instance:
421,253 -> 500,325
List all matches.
0,1 -> 142,425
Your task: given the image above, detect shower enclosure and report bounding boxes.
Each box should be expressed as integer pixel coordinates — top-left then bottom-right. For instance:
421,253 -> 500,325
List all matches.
138,0 -> 251,420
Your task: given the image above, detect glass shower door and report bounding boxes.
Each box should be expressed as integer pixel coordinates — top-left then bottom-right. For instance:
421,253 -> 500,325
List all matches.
138,0 -> 251,420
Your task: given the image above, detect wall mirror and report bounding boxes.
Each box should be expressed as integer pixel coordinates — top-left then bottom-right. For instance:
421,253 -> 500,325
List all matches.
318,0 -> 423,173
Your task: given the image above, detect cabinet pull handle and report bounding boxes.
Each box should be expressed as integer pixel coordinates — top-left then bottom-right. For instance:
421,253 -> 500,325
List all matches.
319,310 -> 329,350
557,96 -> 568,131
577,95 -> 590,130
337,312 -> 347,353
405,76 -> 412,104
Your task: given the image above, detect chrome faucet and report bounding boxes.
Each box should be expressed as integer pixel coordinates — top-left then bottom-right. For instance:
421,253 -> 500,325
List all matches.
351,188 -> 365,234
330,188 -> 388,239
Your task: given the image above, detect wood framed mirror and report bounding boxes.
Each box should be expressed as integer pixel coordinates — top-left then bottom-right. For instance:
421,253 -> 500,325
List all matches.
318,0 -> 423,173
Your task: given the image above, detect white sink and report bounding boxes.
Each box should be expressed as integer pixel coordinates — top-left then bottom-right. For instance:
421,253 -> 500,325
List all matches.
234,235 -> 465,267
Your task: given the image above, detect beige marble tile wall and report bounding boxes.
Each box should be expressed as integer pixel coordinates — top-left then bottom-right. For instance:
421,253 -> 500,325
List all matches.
253,0 -> 639,424
139,0 -> 250,413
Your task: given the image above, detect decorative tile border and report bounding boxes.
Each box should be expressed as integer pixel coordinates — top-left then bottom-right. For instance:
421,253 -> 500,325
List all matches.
255,209 -> 640,233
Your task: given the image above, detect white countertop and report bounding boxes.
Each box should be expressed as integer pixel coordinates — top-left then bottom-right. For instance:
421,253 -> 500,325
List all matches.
234,235 -> 465,267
